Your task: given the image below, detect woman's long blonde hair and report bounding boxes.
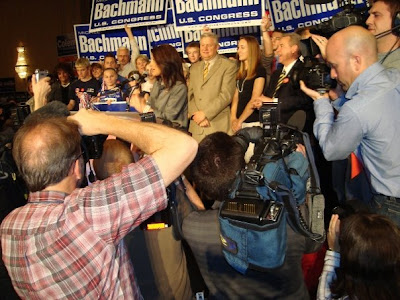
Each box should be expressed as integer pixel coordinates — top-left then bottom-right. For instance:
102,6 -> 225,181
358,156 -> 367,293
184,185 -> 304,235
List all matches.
236,36 -> 261,81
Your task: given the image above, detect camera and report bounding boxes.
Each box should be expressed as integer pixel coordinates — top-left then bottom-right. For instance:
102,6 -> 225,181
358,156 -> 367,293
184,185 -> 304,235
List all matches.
292,57 -> 337,94
9,103 -> 31,130
311,0 -> 369,37
34,69 -> 49,82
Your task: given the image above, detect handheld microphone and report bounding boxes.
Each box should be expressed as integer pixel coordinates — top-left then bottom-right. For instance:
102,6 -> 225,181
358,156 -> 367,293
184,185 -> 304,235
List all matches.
117,71 -> 148,88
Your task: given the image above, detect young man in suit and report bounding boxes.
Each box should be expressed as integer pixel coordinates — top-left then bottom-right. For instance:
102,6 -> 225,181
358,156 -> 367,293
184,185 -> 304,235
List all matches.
188,31 -> 237,143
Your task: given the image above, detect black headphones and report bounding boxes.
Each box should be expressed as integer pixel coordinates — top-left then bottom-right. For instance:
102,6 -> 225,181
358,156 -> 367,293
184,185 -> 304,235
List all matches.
393,11 -> 400,37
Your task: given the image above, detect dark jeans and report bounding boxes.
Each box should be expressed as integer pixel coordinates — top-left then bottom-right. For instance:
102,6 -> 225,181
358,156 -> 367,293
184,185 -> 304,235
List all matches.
372,194 -> 400,227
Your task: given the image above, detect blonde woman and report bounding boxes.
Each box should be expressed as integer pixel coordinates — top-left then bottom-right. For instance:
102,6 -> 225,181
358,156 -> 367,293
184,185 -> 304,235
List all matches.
230,36 -> 265,134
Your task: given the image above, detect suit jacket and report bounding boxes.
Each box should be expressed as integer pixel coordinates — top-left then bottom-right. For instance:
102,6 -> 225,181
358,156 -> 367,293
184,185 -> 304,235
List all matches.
265,59 -> 315,136
188,55 -> 237,142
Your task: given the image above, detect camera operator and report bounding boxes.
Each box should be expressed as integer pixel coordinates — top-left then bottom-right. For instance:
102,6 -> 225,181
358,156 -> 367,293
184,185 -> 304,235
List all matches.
182,130 -> 316,299
0,108 -> 197,299
300,26 -> 400,227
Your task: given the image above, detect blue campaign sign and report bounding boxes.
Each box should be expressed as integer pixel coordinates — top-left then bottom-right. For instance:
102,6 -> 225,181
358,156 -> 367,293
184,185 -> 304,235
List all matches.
182,26 -> 261,55
267,0 -> 368,32
74,24 -> 150,62
172,0 -> 265,31
148,8 -> 184,52
89,0 -> 168,32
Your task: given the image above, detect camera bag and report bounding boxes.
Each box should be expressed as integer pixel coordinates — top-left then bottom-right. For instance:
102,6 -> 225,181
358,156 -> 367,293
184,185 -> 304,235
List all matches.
219,132 -> 325,274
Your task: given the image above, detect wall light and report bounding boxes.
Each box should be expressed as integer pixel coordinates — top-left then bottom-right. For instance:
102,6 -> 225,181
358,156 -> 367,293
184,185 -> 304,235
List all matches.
15,46 -> 29,79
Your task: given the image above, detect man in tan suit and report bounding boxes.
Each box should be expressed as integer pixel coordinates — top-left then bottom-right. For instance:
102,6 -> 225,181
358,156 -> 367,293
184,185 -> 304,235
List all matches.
188,32 -> 237,142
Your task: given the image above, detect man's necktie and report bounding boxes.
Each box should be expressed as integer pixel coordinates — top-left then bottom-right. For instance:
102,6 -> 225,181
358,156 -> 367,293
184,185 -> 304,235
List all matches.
272,70 -> 286,98
203,62 -> 209,81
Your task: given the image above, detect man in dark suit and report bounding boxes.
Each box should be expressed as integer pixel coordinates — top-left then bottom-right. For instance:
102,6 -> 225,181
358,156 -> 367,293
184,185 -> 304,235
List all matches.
254,33 -> 314,136
188,31 -> 237,143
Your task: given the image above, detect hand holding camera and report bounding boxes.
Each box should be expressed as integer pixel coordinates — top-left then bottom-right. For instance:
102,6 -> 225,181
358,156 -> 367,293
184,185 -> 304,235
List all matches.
32,69 -> 51,111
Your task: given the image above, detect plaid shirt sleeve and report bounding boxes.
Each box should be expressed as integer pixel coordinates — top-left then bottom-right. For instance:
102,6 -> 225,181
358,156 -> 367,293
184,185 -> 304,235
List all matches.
317,250 -> 341,300
70,155 -> 167,245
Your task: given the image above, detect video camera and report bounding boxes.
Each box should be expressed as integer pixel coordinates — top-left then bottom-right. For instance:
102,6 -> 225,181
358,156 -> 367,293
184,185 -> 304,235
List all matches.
291,56 -> 337,94
219,106 -> 325,272
222,105 -> 306,224
310,0 -> 369,37
290,0 -> 369,93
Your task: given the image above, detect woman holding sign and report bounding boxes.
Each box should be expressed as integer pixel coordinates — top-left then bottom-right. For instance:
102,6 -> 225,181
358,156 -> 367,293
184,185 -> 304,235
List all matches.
129,44 -> 188,130
230,36 -> 266,134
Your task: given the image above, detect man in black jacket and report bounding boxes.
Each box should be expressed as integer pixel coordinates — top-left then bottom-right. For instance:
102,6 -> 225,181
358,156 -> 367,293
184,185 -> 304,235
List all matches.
254,33 -> 314,137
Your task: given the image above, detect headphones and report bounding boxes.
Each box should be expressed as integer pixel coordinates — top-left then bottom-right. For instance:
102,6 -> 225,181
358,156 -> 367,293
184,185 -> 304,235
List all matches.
375,11 -> 400,39
393,11 -> 400,37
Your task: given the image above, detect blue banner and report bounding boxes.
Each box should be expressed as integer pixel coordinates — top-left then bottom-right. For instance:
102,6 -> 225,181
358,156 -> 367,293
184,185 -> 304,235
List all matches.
172,0 -> 265,31
57,34 -> 77,57
89,0 -> 168,32
182,26 -> 261,55
148,8 -> 184,52
267,0 -> 368,32
74,24 -> 150,62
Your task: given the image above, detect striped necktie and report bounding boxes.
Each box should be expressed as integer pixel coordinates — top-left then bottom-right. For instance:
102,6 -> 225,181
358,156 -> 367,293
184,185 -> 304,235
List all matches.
272,70 -> 286,98
203,62 -> 209,80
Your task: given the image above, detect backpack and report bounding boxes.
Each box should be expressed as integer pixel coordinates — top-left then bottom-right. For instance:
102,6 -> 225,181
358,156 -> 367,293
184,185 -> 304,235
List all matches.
219,130 -> 325,274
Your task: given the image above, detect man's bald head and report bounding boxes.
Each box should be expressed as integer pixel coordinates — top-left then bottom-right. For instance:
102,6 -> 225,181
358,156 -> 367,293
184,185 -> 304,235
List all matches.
326,26 -> 378,91
328,26 -> 378,67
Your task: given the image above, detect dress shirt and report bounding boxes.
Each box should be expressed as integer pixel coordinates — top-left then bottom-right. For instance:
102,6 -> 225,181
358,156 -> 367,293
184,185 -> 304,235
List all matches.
313,63 -> 400,197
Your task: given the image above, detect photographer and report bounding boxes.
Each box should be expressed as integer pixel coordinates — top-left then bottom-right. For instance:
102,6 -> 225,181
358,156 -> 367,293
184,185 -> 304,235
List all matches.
182,130 -> 316,299
300,26 -> 400,226
0,108 -> 197,299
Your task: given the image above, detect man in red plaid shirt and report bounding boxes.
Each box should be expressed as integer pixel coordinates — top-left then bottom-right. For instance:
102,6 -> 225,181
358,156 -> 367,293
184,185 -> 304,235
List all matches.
0,109 -> 197,299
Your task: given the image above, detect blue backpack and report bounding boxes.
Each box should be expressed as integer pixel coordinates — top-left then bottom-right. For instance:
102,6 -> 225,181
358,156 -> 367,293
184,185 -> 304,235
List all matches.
219,132 -> 325,274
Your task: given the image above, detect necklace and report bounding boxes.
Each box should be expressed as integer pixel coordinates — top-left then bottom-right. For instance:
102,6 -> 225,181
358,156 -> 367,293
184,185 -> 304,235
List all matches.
236,78 -> 247,93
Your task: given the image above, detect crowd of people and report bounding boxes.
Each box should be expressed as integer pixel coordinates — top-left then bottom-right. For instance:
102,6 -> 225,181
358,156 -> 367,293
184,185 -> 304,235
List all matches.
1,0 -> 400,299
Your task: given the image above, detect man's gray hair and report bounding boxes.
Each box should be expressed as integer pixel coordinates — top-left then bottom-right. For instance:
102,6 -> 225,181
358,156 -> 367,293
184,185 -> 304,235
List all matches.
200,31 -> 219,45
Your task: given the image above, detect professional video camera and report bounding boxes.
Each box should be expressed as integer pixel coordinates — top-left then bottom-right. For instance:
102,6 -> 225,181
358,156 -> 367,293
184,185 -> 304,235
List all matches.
290,0 -> 369,93
291,56 -> 337,94
308,0 -> 369,37
218,105 -> 325,273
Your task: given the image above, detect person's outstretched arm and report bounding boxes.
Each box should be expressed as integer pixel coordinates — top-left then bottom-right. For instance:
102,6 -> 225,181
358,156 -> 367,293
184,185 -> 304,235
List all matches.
70,109 -> 198,186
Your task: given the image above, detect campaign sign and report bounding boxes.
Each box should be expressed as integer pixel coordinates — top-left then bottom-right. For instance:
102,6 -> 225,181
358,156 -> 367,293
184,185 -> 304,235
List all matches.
89,0 -> 168,32
74,24 -> 150,62
57,34 -> 77,57
148,8 -> 184,52
267,0 -> 369,32
172,0 -> 265,31
182,26 -> 261,55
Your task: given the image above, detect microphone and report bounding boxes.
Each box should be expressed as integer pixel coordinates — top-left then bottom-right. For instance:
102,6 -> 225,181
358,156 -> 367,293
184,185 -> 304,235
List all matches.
375,24 -> 400,39
117,71 -> 148,88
